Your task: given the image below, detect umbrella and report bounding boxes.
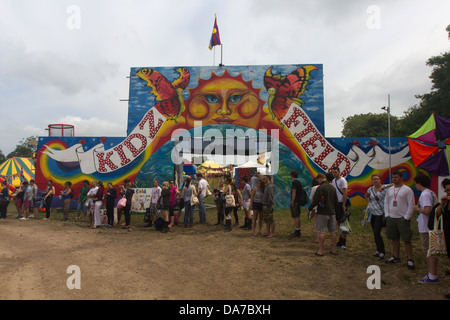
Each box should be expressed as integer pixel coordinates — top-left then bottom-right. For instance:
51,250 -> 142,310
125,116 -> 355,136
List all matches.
408,113 -> 450,176
0,157 -> 35,187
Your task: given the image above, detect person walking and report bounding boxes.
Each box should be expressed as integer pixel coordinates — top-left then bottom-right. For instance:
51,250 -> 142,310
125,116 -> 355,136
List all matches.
196,173 -> 209,224
384,170 -> 416,270
308,174 -> 339,256
365,174 -> 389,260
42,180 -> 55,220
331,166 -> 349,250
289,170 -> 304,238
0,181 -> 11,220
262,175 -> 275,238
250,178 -> 264,236
105,182 -> 117,229
181,176 -> 197,228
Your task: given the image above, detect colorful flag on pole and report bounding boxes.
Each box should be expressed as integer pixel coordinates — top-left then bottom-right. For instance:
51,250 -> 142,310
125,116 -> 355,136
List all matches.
208,14 -> 221,50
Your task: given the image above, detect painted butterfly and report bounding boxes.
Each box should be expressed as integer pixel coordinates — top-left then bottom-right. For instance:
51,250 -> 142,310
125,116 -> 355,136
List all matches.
134,67 -> 190,122
263,65 -> 317,127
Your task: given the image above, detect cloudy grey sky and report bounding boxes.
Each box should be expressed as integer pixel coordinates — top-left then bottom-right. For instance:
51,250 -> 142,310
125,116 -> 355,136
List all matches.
0,0 -> 449,155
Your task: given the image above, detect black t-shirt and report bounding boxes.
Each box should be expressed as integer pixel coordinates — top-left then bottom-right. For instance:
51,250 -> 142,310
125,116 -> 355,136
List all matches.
161,189 -> 170,208
125,188 -> 135,205
105,188 -> 117,204
291,179 -> 303,203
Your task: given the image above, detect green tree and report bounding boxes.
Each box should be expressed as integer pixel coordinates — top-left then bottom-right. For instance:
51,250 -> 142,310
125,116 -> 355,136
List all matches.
7,136 -> 38,159
397,25 -> 450,135
341,113 -> 400,137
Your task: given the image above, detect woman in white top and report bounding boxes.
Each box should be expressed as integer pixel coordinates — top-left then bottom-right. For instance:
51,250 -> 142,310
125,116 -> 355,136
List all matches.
365,174 -> 391,260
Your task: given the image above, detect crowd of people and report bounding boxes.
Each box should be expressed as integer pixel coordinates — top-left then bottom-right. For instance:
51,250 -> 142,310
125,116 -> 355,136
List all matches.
1,168 -> 449,292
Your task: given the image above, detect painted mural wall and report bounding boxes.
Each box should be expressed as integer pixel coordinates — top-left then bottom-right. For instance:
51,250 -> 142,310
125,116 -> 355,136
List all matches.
36,64 -> 422,209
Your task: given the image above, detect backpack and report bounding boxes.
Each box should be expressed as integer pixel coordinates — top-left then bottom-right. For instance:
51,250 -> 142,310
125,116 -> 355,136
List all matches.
69,188 -> 75,199
154,216 -> 164,230
299,187 -> 308,206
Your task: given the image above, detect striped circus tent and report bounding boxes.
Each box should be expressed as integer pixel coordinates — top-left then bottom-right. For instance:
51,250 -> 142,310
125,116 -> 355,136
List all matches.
0,157 -> 35,188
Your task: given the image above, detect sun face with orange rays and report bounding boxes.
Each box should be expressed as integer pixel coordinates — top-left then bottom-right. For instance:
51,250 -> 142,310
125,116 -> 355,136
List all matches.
184,69 -> 266,128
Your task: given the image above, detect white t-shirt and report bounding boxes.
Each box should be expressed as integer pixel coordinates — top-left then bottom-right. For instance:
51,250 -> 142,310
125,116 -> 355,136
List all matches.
198,179 -> 209,198
417,188 -> 434,233
86,187 -> 98,206
151,186 -> 161,204
332,177 -> 347,203
384,185 -> 415,220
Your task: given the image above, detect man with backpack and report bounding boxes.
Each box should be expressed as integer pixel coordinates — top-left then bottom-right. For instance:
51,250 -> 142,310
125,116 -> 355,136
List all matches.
289,170 -> 307,238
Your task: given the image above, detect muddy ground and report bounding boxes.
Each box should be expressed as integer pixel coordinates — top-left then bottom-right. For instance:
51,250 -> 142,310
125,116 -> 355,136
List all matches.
0,208 -> 449,300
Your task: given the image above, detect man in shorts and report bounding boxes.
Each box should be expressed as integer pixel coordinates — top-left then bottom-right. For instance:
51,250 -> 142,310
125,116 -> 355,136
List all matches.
262,175 -> 275,238
308,173 -> 338,256
384,170 -> 415,270
413,173 -> 439,283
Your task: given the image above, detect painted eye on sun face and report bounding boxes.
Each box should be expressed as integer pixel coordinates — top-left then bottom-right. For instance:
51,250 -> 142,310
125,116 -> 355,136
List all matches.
228,94 -> 243,103
205,94 -> 220,104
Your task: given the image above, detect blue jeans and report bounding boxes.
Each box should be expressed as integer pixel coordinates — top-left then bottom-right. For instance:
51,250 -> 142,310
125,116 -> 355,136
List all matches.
184,201 -> 194,227
77,200 -> 87,215
198,196 -> 206,223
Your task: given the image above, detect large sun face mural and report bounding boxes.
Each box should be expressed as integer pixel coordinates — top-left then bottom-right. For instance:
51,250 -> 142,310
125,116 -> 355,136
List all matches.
36,64 -> 419,209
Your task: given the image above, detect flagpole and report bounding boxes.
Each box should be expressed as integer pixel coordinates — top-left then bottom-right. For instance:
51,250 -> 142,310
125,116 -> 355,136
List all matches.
220,44 -> 223,67
213,46 -> 215,66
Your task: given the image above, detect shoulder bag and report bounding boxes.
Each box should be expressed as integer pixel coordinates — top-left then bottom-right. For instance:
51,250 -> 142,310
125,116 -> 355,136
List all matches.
428,212 -> 447,257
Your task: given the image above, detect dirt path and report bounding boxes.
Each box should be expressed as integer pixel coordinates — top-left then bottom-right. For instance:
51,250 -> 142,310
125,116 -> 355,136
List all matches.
0,216 -> 449,300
